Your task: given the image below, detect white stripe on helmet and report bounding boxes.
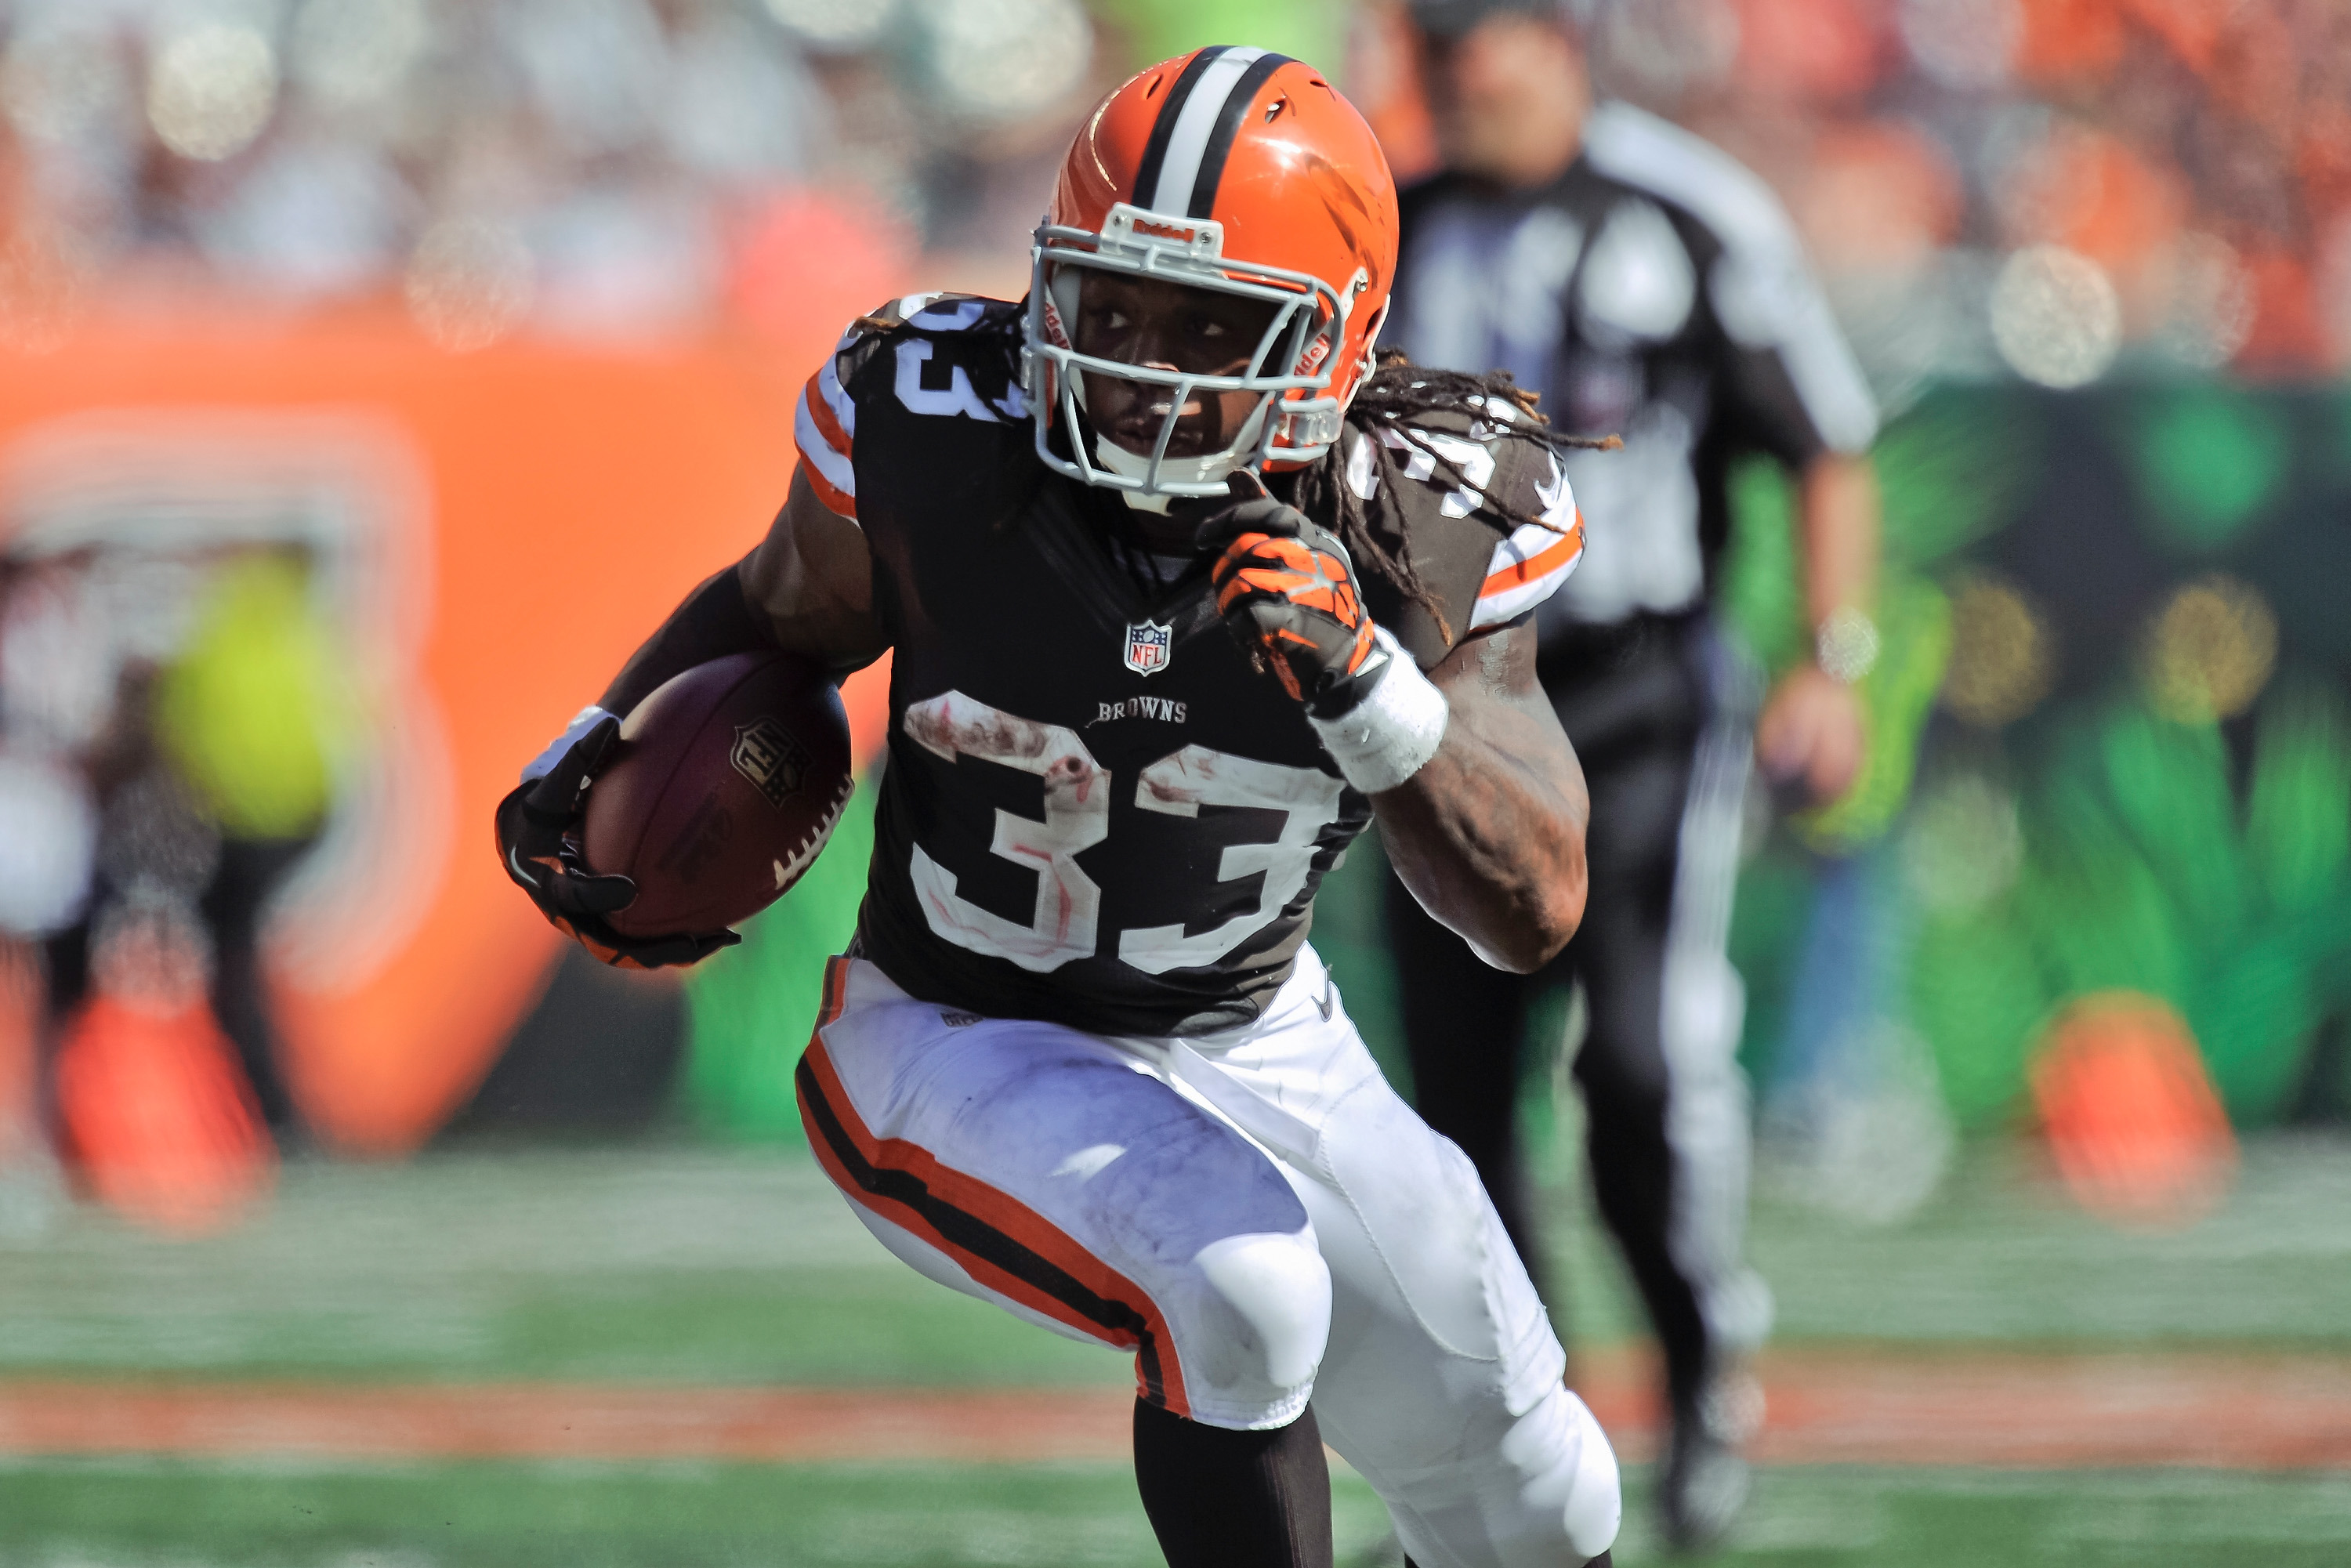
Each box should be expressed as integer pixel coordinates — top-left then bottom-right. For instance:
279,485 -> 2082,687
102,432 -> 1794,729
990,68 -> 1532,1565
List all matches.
1143,46 -> 1266,216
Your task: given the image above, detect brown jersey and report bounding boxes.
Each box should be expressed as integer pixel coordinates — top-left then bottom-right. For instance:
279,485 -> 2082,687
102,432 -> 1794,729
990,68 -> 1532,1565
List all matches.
794,294 -> 1585,1035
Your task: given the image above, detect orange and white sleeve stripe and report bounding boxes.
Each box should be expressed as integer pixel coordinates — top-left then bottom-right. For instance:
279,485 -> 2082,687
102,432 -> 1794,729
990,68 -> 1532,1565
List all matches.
1469,449 -> 1584,632
794,353 -> 858,520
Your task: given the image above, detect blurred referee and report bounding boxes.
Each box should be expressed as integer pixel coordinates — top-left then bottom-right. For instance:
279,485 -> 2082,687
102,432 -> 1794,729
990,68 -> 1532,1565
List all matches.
1382,0 -> 1882,1548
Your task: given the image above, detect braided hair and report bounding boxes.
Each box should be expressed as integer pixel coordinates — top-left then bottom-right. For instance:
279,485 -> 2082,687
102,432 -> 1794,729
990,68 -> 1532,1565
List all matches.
1293,350 -> 1620,640
918,305 -> 1620,623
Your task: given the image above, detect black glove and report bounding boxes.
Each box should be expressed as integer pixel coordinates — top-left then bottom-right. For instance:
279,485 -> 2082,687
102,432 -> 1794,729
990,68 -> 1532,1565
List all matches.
494,712 -> 742,970
1195,472 -> 1386,718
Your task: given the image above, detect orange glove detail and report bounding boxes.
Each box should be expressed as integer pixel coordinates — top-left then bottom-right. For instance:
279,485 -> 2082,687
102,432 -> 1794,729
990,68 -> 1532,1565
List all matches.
1198,474 -> 1382,715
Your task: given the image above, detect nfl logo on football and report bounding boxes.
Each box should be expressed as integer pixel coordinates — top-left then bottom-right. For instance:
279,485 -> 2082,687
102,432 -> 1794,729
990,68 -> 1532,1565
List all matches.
730,715 -> 810,809
1124,620 -> 1172,676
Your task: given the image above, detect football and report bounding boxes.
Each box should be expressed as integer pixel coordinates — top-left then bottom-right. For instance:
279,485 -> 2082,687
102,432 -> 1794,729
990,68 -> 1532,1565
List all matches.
578,651 -> 855,939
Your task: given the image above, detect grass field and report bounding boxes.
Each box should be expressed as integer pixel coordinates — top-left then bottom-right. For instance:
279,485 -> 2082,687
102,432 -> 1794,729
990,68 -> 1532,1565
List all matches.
2,1132 -> 2346,1566
9,1458 -> 2351,1567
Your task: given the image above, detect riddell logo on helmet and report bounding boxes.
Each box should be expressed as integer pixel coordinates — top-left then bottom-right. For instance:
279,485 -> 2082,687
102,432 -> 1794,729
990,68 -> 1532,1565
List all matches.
1132,218 -> 1197,242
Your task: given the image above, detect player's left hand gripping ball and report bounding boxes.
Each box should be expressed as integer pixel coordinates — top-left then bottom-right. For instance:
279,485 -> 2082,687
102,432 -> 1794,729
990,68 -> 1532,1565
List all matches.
494,708 -> 742,969
1197,473 -> 1451,794
1197,472 -> 1384,717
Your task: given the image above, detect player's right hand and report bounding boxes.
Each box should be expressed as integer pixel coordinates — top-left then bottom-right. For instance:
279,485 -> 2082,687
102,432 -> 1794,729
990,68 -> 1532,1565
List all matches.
1195,471 -> 1384,718
494,708 -> 742,970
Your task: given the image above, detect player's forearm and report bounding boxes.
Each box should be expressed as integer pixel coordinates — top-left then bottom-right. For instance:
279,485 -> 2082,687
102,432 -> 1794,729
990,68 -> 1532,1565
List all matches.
597,561 -> 776,718
596,472 -> 886,719
1799,452 -> 1880,628
1374,701 -> 1588,973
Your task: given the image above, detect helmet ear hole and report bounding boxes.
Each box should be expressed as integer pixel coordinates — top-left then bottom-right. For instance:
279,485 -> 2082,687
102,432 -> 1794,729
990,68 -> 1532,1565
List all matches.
1339,299 -> 1390,415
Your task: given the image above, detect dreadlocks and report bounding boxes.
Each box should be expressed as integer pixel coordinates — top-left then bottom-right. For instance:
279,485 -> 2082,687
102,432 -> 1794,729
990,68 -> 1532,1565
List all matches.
1293,350 -> 1620,642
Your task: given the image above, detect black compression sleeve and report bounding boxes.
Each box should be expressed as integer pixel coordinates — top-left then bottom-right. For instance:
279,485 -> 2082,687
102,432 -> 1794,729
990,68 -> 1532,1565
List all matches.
596,560 -> 775,717
1132,1397 -> 1333,1568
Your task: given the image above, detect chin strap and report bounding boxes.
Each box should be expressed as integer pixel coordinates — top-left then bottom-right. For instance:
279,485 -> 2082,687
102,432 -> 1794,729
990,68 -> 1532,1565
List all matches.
1306,626 -> 1448,795
1096,431 -> 1252,512
1081,371 -> 1273,509
1117,481 -> 1181,515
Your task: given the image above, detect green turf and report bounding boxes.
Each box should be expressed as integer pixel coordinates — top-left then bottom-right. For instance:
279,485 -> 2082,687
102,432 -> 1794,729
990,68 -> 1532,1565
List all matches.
1535,1124 -> 2351,1354
1626,1465 -> 2351,1567
3,1460 -> 2349,1567
0,1457 -> 1392,1566
2,1133 -> 2346,1383
5,1135 -> 2349,1566
0,1147 -> 1120,1385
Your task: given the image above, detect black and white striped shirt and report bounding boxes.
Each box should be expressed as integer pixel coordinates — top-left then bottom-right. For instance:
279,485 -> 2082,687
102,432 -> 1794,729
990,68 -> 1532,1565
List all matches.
1386,101 -> 1877,630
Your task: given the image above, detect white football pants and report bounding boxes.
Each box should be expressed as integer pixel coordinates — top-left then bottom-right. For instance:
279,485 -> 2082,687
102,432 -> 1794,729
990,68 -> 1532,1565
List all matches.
795,946 -> 1621,1567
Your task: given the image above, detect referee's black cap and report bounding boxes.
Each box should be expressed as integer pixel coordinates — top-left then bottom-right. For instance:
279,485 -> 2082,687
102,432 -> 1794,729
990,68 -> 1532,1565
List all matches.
1404,0 -> 1587,42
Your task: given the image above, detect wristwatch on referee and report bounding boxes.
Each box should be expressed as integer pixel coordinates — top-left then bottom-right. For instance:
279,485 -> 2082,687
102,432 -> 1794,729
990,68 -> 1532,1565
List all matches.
1813,606 -> 1880,684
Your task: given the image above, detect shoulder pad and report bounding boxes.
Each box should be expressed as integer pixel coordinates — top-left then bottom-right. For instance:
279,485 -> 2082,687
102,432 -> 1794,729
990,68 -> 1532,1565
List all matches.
831,293 -> 1020,368
1338,400 -> 1584,652
795,293 -> 1031,519
1466,440 -> 1581,632
1344,394 -> 1543,523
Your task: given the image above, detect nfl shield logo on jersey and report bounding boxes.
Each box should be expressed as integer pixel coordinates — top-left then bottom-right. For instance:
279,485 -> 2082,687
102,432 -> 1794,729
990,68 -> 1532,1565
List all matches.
1124,620 -> 1173,676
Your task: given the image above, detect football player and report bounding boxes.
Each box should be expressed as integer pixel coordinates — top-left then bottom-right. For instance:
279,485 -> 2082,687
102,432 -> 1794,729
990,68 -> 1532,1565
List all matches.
501,47 -> 1618,1568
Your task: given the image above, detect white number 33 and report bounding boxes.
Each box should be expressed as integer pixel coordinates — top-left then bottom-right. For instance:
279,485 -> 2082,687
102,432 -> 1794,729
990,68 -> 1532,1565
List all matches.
901,691 -> 1344,974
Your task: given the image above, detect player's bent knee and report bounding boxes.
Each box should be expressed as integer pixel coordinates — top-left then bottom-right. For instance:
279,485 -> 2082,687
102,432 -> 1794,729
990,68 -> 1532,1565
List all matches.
1382,1385 -> 1619,1567
1183,1229 -> 1331,1424
1563,1400 -> 1623,1562
1502,1386 -> 1621,1563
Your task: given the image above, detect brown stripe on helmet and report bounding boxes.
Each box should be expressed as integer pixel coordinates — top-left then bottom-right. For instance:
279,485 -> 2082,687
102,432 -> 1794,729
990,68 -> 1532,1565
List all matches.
1132,47 -> 1229,216
1186,52 -> 1294,219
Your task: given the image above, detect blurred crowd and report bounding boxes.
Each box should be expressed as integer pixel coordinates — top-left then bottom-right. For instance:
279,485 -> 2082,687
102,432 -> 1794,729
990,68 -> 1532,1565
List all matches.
1368,0 -> 2351,396
0,0 -> 1109,351
0,1 -> 2342,385
0,535 -> 353,1229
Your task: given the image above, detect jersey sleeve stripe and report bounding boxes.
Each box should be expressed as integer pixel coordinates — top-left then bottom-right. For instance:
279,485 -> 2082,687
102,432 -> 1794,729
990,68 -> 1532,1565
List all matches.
802,368 -> 854,458
797,455 -> 857,520
1480,522 -> 1584,597
795,383 -> 858,517
1471,517 -> 1584,630
815,357 -> 857,442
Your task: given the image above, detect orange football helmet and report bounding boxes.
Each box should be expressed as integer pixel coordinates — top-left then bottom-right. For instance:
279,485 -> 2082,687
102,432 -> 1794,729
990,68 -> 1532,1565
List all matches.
1025,46 -> 1401,504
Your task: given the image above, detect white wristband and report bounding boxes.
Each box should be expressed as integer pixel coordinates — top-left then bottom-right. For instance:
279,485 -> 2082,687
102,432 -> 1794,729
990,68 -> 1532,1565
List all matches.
521,704 -> 618,784
1308,627 -> 1449,795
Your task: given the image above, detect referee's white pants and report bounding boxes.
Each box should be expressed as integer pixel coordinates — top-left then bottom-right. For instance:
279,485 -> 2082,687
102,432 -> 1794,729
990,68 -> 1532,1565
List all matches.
795,946 -> 1621,1568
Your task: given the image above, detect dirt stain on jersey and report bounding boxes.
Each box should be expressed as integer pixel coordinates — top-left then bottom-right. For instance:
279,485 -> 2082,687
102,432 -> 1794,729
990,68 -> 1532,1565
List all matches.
905,698 -> 1056,765
904,693 -> 1106,824
1043,753 -> 1099,806
1139,755 -> 1211,809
